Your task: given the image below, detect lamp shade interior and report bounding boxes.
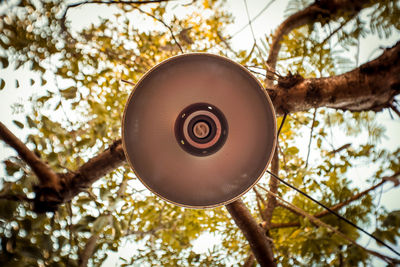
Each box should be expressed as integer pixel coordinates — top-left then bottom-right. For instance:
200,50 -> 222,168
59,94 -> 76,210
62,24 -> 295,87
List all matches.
122,53 -> 276,208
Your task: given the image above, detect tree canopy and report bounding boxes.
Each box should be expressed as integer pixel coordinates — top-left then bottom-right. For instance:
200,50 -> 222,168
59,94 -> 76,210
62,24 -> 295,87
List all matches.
0,0 -> 399,266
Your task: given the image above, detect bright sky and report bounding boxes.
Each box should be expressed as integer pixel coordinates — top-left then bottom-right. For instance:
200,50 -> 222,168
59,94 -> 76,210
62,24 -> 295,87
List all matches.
0,0 -> 399,266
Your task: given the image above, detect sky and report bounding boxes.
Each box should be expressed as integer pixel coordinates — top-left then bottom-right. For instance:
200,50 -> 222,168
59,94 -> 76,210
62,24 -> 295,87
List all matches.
0,0 -> 399,266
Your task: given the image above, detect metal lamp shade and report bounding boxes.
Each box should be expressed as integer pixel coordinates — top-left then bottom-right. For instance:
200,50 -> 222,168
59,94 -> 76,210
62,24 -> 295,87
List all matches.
122,53 -> 276,208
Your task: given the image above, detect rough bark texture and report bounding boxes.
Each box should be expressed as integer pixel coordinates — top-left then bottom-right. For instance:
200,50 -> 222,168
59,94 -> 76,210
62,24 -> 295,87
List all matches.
226,200 -> 276,267
42,41 -> 400,208
1,1 -> 400,265
60,140 -> 125,202
271,41 -> 400,116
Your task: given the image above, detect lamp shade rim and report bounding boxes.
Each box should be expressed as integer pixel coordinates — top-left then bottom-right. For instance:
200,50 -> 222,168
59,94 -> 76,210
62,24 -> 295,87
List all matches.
121,52 -> 277,209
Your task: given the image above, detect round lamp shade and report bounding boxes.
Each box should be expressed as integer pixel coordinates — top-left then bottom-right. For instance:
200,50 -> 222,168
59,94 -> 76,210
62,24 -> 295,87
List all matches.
122,53 -> 276,208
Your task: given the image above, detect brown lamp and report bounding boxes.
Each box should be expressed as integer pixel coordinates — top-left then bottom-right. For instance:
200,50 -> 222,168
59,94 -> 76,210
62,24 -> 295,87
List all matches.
122,53 -> 276,208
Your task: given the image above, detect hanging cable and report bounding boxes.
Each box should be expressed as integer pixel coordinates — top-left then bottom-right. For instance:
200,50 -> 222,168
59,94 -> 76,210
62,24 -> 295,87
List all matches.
230,0 -> 276,38
257,184 -> 398,265
276,112 -> 287,137
266,170 -> 400,257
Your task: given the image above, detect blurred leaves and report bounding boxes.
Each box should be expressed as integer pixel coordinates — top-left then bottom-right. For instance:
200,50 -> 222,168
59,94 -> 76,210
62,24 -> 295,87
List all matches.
0,0 -> 400,266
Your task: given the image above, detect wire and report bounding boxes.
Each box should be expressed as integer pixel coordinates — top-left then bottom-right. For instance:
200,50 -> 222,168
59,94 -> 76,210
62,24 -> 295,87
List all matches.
276,112 -> 287,137
257,184 -> 397,264
266,170 -> 400,257
230,0 -> 276,38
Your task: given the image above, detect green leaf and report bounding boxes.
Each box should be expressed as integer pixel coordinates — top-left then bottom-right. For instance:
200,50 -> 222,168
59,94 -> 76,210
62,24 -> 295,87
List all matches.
19,245 -> 42,259
0,57 -> 8,68
12,120 -> 24,129
0,78 -> 5,90
4,160 -> 20,175
113,216 -> 122,240
92,215 -> 109,234
26,116 -> 36,128
60,86 -> 77,99
0,199 -> 18,220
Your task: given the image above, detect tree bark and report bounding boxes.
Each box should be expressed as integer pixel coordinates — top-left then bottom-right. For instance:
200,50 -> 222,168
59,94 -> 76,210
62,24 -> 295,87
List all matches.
226,200 -> 276,267
271,41 -> 400,116
60,139 -> 125,202
78,234 -> 99,267
264,148 -> 279,226
0,121 -> 60,191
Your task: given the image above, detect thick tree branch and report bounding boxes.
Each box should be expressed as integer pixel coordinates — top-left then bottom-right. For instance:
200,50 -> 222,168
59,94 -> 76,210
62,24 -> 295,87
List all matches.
7,43 -> 397,211
0,121 -> 61,190
271,41 -> 400,116
266,0 -> 375,82
226,199 -> 276,267
264,148 -> 279,227
269,172 -> 399,229
61,140 -> 125,202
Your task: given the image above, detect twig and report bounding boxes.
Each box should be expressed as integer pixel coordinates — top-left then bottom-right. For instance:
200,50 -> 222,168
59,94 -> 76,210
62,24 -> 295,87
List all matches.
0,121 -> 60,190
242,253 -> 256,267
257,184 -> 399,265
230,0 -> 276,39
269,172 -> 400,229
264,148 -> 279,228
253,187 -> 267,221
133,6 -> 184,53
328,143 -> 351,155
265,1 -> 372,86
79,234 -> 100,267
305,109 -> 317,169
61,0 -> 173,22
320,17 -> 354,48
389,103 -> 400,118
243,0 -> 267,70
216,31 -> 236,55
121,79 -> 136,86
0,194 -> 34,202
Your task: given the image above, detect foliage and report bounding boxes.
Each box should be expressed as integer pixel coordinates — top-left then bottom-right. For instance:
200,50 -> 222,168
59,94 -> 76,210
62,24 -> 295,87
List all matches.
0,0 -> 399,266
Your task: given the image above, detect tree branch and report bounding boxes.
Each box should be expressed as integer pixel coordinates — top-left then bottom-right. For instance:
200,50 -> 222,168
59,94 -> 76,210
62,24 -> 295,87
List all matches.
243,253 -> 256,267
271,41 -> 400,116
260,184 -> 399,265
226,199 -> 276,267
269,172 -> 400,229
60,0 -> 174,34
305,109 -> 317,168
4,36 -> 398,213
133,6 -> 184,53
4,41 -> 397,212
264,148 -> 279,227
389,103 -> 400,118
79,234 -> 100,267
61,140 -> 125,202
266,0 -> 375,84
0,121 -> 61,190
